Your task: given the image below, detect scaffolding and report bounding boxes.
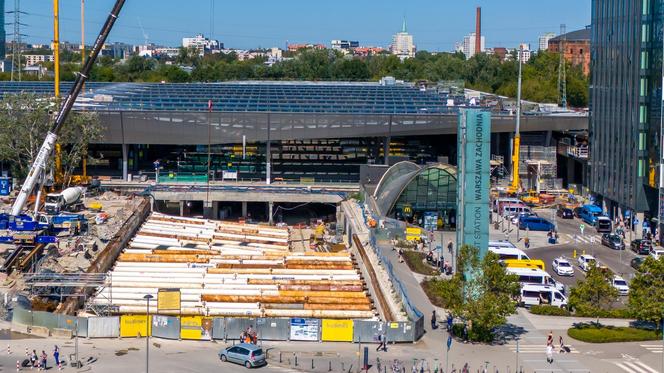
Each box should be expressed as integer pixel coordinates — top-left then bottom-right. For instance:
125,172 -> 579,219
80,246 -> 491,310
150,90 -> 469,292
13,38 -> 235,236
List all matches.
23,272 -> 113,315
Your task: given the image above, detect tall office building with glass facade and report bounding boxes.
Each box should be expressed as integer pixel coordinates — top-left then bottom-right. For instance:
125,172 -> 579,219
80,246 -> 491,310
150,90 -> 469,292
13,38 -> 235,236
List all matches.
590,0 -> 664,229
0,0 -> 5,59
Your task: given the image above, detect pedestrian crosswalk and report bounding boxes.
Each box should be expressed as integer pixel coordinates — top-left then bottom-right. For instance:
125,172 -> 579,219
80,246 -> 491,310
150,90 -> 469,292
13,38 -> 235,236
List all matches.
561,233 -> 603,245
640,344 -> 663,353
613,360 -> 658,373
507,344 -> 579,354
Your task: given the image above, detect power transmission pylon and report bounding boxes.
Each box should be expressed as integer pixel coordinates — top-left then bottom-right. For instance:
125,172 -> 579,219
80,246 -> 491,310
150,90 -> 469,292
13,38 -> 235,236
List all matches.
7,0 -> 28,81
558,24 -> 567,110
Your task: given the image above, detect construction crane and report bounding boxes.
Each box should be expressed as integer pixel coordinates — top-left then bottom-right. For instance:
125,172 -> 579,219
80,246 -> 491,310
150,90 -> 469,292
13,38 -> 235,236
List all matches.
11,0 -> 127,217
508,45 -> 524,195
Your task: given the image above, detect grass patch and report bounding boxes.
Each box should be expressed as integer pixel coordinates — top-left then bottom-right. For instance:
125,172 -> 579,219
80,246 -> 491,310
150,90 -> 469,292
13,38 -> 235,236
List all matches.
568,324 -> 661,343
402,250 -> 438,276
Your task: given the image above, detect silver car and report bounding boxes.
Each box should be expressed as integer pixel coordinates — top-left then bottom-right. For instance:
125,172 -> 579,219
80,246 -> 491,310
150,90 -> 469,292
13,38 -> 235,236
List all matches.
219,343 -> 266,369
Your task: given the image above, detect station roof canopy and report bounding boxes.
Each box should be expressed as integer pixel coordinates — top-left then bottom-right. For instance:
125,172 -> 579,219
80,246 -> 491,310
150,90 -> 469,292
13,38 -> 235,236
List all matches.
0,81 -> 463,114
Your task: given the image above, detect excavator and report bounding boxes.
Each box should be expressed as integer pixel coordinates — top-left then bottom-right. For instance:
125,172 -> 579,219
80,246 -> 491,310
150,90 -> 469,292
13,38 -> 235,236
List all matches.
2,0 -> 127,274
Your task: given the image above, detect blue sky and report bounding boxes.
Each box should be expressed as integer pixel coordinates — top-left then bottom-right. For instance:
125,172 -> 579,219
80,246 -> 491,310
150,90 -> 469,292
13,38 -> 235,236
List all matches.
12,0 -> 590,51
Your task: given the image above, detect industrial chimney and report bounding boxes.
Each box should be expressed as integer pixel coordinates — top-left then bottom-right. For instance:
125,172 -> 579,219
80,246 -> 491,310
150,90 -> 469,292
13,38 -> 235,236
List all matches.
475,7 -> 482,56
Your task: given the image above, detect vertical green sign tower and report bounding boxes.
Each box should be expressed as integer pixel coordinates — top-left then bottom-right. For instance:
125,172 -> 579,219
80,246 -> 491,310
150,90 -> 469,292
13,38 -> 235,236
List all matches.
456,109 -> 491,258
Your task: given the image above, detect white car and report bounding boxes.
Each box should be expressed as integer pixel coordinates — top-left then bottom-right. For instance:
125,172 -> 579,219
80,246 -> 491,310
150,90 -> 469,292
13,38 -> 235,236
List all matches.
577,254 -> 597,272
552,257 -> 574,276
650,249 -> 664,260
611,276 -> 629,296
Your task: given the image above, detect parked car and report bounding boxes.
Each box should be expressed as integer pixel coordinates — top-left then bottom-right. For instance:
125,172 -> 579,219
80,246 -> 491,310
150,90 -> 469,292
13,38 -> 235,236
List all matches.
573,206 -> 582,218
577,254 -> 597,272
630,257 -> 645,270
601,233 -> 625,250
556,206 -> 574,219
630,239 -> 652,255
611,276 -> 629,296
595,217 -> 612,233
552,257 -> 574,276
518,216 -> 555,231
650,248 -> 664,260
511,212 -> 536,225
219,343 -> 266,369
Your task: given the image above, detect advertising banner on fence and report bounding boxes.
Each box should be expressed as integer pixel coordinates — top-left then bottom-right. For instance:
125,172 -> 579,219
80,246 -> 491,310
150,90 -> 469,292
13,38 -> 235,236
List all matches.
120,315 -> 151,337
321,319 -> 353,342
290,318 -> 319,341
180,316 -> 212,340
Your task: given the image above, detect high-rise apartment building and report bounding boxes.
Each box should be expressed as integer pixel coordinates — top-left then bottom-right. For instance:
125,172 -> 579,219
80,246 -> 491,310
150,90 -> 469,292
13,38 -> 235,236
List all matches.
462,32 -> 485,59
390,20 -> 415,59
589,0 -> 663,236
538,32 -> 556,51
182,34 -> 222,55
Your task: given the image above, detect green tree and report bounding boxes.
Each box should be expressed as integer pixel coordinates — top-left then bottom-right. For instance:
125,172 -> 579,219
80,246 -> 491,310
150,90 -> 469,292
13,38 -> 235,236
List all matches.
0,93 -> 102,183
437,245 -> 520,342
629,257 -> 664,326
569,266 -> 618,316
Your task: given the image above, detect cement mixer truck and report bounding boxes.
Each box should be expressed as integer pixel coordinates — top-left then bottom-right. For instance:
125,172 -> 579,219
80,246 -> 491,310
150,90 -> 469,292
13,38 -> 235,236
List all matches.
44,186 -> 85,214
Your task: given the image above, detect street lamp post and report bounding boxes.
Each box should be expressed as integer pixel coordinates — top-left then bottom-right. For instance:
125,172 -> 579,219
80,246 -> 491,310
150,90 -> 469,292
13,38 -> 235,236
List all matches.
143,294 -> 154,373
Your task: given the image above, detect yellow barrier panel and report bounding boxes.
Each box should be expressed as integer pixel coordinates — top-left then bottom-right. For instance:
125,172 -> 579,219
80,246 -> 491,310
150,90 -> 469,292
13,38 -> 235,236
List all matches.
321,319 -> 353,342
406,227 -> 422,236
120,315 -> 152,337
180,316 -> 202,340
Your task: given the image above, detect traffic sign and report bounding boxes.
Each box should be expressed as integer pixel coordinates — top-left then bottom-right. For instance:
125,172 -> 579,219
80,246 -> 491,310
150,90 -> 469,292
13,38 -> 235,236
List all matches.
447,335 -> 452,351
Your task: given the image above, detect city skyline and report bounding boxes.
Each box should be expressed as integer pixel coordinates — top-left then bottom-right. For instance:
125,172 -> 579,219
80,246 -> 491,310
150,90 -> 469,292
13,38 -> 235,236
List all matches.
6,0 -> 590,51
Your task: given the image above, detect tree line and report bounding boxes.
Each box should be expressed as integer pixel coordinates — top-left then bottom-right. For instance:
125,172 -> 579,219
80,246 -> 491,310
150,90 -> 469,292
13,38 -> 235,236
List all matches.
0,48 -> 589,107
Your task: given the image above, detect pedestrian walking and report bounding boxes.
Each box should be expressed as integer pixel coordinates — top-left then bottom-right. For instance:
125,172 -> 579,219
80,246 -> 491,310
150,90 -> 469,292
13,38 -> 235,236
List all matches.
30,349 -> 38,368
446,313 -> 453,333
447,240 -> 453,254
546,330 -> 553,347
524,237 -> 530,249
375,333 -> 384,351
40,350 -> 47,370
53,345 -> 60,367
462,321 -> 469,343
431,310 -> 437,329
546,344 -> 554,363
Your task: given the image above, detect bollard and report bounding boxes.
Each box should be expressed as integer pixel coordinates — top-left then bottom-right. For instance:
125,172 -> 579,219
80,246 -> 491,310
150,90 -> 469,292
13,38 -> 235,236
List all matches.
329,360 -> 332,372
8,344 -> 11,354
342,362 -> 345,372
16,360 -> 20,371
25,347 -> 28,357
279,352 -> 282,363
312,359 -> 315,369
294,353 -> 298,367
58,362 -> 62,371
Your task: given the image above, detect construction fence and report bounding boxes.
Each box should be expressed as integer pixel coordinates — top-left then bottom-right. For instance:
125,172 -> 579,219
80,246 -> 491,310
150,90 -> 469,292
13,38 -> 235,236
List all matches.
11,308 -> 417,343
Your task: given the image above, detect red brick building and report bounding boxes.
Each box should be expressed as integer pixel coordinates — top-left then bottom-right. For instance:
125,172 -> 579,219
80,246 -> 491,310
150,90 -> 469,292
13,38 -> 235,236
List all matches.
548,28 -> 590,75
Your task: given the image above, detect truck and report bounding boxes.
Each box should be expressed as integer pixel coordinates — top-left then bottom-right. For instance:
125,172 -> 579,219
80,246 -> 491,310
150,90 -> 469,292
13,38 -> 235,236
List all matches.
44,187 -> 85,215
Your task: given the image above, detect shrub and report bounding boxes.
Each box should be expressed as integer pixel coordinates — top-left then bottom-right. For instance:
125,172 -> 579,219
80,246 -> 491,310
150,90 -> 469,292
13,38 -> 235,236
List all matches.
402,250 -> 438,276
421,277 -> 461,309
529,305 -> 571,316
575,308 -> 633,319
568,324 -> 660,343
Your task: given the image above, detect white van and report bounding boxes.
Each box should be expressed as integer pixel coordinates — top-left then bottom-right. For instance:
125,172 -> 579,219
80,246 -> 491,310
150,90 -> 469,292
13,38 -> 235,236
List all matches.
502,204 -> 532,217
489,246 -> 530,261
493,198 -> 521,212
520,284 -> 568,308
506,267 -> 565,293
488,240 -> 516,249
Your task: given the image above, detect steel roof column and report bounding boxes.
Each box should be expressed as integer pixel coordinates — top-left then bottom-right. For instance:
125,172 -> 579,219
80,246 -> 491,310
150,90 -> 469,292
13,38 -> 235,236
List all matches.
266,112 -> 271,185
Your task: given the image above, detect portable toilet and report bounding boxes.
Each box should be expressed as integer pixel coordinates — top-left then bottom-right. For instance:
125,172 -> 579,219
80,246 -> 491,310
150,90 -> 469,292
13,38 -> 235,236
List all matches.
0,177 -> 11,196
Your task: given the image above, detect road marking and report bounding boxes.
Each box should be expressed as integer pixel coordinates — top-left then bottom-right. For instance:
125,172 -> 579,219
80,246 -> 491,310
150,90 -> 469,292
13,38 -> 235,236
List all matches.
614,361 -> 658,373
507,345 -> 579,354
640,344 -> 663,353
